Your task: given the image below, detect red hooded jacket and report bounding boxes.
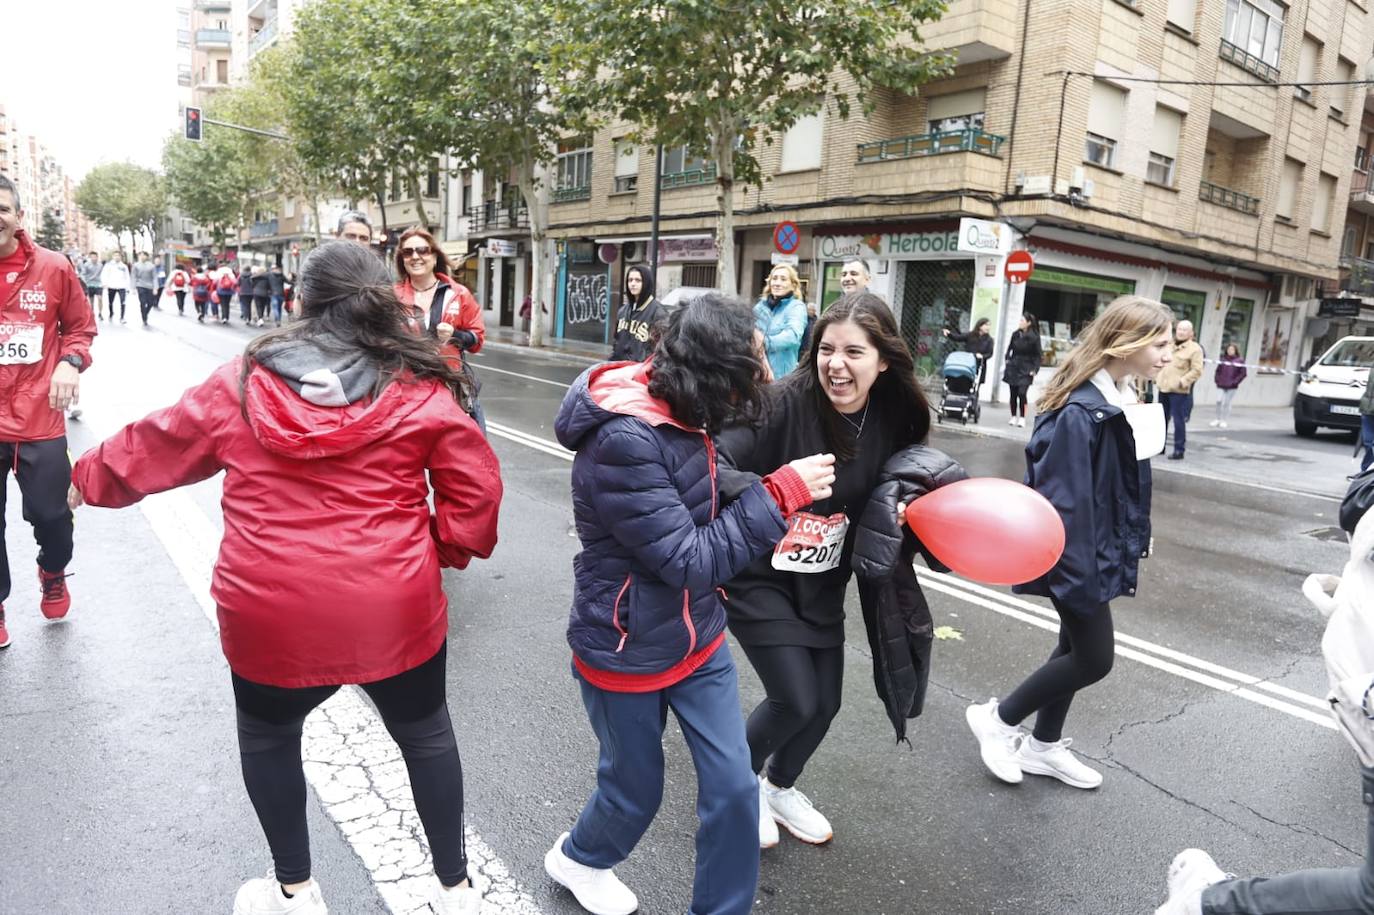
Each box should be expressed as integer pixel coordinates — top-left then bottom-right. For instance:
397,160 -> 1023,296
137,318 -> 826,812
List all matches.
72,358 -> 502,687
1,229 -> 97,442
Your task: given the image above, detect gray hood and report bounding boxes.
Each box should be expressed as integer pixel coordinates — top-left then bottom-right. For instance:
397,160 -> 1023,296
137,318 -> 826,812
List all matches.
252,334 -> 381,406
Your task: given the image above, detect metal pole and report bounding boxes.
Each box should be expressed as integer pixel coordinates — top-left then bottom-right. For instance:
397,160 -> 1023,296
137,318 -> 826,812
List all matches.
202,117 -> 288,140
649,143 -> 663,269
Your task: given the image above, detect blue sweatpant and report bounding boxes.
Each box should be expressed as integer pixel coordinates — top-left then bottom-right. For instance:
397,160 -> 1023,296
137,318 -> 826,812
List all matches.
565,643 -> 759,915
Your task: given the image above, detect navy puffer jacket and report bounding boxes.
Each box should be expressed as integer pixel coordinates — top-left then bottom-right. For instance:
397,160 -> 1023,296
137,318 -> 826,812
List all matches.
555,362 -> 790,680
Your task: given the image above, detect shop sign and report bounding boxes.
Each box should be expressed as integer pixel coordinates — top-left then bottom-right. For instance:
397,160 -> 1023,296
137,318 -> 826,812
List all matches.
770,252 -> 799,266
484,238 -> 517,258
657,237 -> 717,262
816,230 -> 961,261
1320,297 -> 1363,318
957,218 -> 1012,256
567,241 -> 596,265
1030,266 -> 1135,296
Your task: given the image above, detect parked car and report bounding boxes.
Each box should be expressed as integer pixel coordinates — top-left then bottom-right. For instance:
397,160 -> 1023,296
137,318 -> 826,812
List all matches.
1294,336 -> 1374,436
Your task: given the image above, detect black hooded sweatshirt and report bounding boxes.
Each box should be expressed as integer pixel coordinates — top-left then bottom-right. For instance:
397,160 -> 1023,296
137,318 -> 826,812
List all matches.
610,266 -> 664,362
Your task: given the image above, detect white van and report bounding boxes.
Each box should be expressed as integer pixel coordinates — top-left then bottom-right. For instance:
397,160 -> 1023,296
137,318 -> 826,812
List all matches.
1294,336 -> 1374,436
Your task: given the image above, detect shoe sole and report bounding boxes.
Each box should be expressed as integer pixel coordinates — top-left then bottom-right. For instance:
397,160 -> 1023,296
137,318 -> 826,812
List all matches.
40,606 -> 70,621
0,637 -> 10,648
771,815 -> 832,845
1017,759 -> 1101,789
544,846 -> 638,915
965,706 -> 1023,784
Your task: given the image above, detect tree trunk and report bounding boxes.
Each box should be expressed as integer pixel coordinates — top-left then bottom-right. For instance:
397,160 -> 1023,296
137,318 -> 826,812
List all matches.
407,172 -> 430,230
710,126 -> 738,295
518,162 -> 553,349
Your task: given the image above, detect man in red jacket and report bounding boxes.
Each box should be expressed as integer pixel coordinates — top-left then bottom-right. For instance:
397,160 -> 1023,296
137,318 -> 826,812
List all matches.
0,175 -> 97,648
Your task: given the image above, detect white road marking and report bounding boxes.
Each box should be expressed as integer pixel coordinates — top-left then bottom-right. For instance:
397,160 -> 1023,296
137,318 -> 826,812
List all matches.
470,361 -> 575,389
488,421 -> 575,462
137,490 -> 545,915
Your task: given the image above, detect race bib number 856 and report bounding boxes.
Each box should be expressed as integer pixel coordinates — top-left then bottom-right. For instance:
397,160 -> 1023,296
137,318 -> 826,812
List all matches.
0,323 -> 42,365
772,511 -> 849,574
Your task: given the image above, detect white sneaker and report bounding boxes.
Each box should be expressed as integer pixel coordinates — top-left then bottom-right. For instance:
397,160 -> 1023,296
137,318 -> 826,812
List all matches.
257,318 -> 266,327
965,699 -> 1023,784
1018,416 -> 1027,427
1008,417 -> 1017,426
758,775 -> 779,849
764,779 -> 833,844
544,832 -> 638,915
232,875 -> 327,915
1154,849 -> 1229,915
1208,419 -> 1220,427
430,880 -> 481,914
1015,737 -> 1102,789
1218,421 -> 1228,429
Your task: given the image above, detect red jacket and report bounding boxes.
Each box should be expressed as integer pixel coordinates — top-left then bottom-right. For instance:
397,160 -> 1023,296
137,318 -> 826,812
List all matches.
0,230 -> 97,443
72,359 -> 503,687
395,273 -> 485,361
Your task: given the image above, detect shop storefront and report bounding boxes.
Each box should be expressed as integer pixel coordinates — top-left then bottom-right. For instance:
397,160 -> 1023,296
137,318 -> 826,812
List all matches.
557,240 -> 612,345
1022,267 -> 1136,368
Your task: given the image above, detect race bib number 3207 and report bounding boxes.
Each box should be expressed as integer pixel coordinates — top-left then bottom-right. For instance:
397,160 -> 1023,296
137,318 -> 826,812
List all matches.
772,511 -> 849,574
0,323 -> 42,365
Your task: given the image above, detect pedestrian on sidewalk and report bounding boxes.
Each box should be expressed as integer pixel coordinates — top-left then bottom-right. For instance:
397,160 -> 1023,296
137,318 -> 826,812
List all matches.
68,241 -> 501,915
966,295 -> 1173,791
609,263 -> 663,362
944,317 -> 994,387
251,265 -> 272,327
169,264 -> 190,316
154,260 -> 166,305
268,264 -> 286,326
754,264 -> 808,379
1002,313 -> 1042,427
1157,319 -> 1204,460
1209,343 -> 1246,430
237,265 -> 251,323
100,251 -> 130,323
216,265 -> 237,323
190,265 -> 212,321
131,252 -> 158,326
719,291 -> 951,850
0,175 -> 95,649
79,251 -> 102,314
547,293 -> 835,915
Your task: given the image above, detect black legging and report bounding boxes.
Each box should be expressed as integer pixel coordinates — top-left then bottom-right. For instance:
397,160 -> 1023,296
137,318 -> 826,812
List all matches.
104,287 -> 126,320
232,643 -> 467,887
740,643 -> 844,789
1009,383 -> 1030,417
997,601 -> 1115,743
255,294 -> 271,321
173,290 -> 187,314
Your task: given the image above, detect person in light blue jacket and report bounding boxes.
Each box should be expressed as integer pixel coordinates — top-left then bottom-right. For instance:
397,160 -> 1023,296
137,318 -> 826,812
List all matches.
753,263 -> 808,379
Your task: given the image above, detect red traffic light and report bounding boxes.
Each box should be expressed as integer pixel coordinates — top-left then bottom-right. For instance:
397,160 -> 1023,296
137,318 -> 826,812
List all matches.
184,106 -> 203,142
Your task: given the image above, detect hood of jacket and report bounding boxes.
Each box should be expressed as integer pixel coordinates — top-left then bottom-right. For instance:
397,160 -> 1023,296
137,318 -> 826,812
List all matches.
626,264 -> 656,309
242,335 -> 433,459
555,360 -> 692,451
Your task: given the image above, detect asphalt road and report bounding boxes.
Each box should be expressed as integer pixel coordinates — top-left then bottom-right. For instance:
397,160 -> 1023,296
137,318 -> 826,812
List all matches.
0,306 -> 1363,915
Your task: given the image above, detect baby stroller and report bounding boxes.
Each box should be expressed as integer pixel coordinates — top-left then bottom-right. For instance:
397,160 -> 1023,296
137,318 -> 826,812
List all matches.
938,351 -> 982,425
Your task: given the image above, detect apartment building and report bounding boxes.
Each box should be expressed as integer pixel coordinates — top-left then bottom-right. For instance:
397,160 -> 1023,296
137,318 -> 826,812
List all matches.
536,0 -> 1373,406
192,0 -> 234,107
0,104 -> 95,254
1324,100 -> 1374,355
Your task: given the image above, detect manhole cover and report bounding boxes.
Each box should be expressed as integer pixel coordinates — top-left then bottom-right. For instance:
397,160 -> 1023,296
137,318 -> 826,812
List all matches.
1303,526 -> 1348,543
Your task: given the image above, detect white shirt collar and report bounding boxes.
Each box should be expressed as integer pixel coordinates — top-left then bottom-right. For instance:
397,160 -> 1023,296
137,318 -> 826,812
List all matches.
1089,368 -> 1137,408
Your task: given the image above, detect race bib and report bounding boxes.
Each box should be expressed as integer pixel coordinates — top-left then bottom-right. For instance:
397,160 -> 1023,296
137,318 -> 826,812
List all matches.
0,323 -> 42,365
772,512 -> 849,574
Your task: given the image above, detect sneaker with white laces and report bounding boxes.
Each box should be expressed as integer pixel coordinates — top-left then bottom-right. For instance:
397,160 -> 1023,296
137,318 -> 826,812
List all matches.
965,699 -> 1023,784
232,875 -> 327,915
544,831 -> 638,915
757,775 -> 779,849
1015,737 -> 1102,789
430,880 -> 481,914
764,779 -> 833,844
1154,849 -> 1230,915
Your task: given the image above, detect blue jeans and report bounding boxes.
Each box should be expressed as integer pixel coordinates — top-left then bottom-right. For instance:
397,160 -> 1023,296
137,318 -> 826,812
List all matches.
1161,391 -> 1192,454
565,644 -> 759,915
271,293 -> 284,323
1362,415 -> 1374,473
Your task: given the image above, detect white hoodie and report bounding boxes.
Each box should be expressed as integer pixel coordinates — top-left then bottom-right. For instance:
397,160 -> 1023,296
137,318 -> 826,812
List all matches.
100,259 -> 131,290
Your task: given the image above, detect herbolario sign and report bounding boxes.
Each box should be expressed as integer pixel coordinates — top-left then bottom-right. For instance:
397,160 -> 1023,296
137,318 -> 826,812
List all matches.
817,230 -> 962,261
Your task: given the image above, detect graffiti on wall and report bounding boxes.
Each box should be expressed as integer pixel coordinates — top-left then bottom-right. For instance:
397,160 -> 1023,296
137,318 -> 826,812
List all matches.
566,272 -> 609,326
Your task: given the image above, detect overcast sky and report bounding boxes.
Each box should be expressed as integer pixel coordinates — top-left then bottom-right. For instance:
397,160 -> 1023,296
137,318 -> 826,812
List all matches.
5,0 -> 181,182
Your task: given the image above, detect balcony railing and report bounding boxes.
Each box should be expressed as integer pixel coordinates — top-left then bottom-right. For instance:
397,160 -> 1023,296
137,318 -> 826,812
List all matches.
856,128 -> 1006,163
660,164 -> 717,189
195,0 -> 232,9
1219,38 -> 1279,84
249,17 -> 278,56
552,185 -> 591,203
466,204 -> 529,233
250,219 -> 279,239
1342,255 -> 1374,297
1199,179 -> 1260,216
195,28 -> 231,48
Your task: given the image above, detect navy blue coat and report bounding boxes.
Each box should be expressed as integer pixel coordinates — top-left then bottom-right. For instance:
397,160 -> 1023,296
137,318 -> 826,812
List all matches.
1013,381 -> 1152,612
555,362 -> 789,677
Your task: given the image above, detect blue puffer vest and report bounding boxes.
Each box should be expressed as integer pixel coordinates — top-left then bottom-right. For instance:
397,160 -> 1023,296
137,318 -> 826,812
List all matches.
554,362 -> 788,679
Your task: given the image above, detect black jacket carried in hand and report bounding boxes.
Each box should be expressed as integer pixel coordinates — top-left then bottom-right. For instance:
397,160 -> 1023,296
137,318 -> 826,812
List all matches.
611,266 -> 664,362
852,445 -> 968,743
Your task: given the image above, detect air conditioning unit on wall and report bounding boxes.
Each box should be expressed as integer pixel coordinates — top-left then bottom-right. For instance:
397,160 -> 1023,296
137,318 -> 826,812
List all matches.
623,241 -> 643,262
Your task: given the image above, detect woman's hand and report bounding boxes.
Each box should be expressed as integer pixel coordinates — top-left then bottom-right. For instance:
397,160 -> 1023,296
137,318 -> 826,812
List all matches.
436,321 -> 455,344
942,329 -> 950,337
789,453 -> 836,502
897,501 -> 907,528
67,484 -> 84,510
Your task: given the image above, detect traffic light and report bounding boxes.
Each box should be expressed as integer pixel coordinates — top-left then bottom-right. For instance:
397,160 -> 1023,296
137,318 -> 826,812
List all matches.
184,106 -> 202,142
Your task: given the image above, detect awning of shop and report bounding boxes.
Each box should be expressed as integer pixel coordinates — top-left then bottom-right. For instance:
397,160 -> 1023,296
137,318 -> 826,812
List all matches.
591,233 -> 713,245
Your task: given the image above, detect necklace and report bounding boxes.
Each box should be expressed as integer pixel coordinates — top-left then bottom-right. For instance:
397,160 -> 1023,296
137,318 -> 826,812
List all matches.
413,279 -> 438,293
838,401 -> 869,437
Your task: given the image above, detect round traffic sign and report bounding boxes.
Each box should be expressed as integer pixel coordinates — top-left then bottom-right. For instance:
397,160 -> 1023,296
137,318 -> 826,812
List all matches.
773,221 -> 800,255
1005,250 -> 1034,284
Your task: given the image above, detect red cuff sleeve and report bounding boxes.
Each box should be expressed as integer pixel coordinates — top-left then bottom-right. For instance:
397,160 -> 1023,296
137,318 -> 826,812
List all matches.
762,465 -> 812,516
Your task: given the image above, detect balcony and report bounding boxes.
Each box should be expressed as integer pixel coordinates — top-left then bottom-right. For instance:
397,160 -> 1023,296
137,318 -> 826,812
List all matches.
250,219 -> 279,239
195,0 -> 231,9
1199,179 -> 1260,216
466,204 -> 529,234
551,185 -> 591,203
1352,173 -> 1374,216
1219,39 -> 1279,84
1341,256 -> 1374,297
249,17 -> 278,56
195,28 -> 231,48
660,164 -> 717,190
857,128 -> 1006,163
921,0 -> 1015,64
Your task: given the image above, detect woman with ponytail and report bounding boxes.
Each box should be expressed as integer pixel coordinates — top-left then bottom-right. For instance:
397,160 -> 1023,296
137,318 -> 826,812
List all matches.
68,241 -> 502,915
966,295 -> 1173,792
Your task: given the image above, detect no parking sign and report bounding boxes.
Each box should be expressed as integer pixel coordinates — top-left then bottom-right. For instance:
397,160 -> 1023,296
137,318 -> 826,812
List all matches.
773,221 -> 800,256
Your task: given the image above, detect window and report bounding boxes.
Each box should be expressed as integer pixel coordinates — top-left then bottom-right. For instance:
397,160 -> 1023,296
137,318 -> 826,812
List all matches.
461,182 -> 472,214
556,139 -> 592,192
1333,58 -> 1355,120
390,171 -> 402,202
1223,0 -> 1285,68
425,159 -> 440,199
661,145 -> 708,175
612,138 -> 638,192
1276,158 -> 1302,221
927,88 -> 987,135
216,58 -> 229,83
1085,81 -> 1126,169
1313,172 -> 1337,233
1223,298 -> 1254,359
1357,145 -> 1369,172
283,198 -> 295,218
1344,225 -> 1359,258
1147,107 -> 1182,187
1296,36 -> 1320,102
1167,0 -> 1197,30
780,113 -> 823,172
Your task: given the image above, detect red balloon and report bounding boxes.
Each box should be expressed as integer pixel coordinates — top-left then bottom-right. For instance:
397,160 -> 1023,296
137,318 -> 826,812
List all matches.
905,478 -> 1065,586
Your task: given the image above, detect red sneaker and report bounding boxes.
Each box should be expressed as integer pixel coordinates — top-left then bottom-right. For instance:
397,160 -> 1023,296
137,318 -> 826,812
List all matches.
38,568 -> 71,620
0,603 -> 10,648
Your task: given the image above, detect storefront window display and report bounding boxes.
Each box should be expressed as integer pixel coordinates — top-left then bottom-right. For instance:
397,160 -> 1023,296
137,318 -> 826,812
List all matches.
1257,307 -> 1293,373
1222,297 -> 1254,360
899,259 -> 974,376
1160,286 -> 1206,334
1023,267 -> 1136,367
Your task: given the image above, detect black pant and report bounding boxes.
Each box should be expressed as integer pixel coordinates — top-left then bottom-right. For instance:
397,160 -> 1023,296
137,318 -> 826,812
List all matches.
740,643 -> 844,789
173,290 -> 187,314
998,601 -> 1115,743
136,288 -> 157,324
254,294 -> 271,321
104,287 -> 126,320
232,643 -> 467,886
0,438 -> 74,603
240,293 -> 251,321
1009,383 -> 1030,417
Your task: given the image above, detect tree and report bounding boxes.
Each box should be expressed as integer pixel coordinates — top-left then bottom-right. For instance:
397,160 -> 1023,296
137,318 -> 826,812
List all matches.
75,162 -> 166,257
556,1 -> 952,289
35,209 -> 64,251
161,104 -> 265,248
